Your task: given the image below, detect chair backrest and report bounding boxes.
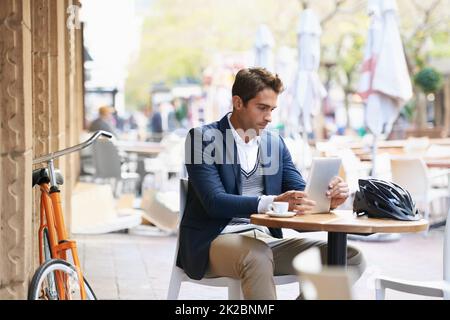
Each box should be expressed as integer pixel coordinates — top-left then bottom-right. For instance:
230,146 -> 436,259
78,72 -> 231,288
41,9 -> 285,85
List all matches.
171,178 -> 188,269
179,178 -> 188,221
92,140 -> 122,179
293,247 -> 353,300
390,157 -> 429,201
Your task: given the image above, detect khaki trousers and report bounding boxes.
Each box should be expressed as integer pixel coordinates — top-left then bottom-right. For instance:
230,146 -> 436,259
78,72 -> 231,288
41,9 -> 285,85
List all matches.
205,230 -> 366,300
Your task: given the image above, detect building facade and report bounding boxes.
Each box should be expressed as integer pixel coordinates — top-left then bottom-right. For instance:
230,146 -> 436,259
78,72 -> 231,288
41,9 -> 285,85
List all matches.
0,0 -> 84,299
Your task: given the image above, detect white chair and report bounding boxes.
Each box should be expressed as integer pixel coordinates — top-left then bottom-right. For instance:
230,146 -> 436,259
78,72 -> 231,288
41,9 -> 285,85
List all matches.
167,178 -> 300,300
293,247 -> 353,300
142,133 -> 185,190
425,144 -> 450,188
375,214 -> 450,300
390,157 -> 449,230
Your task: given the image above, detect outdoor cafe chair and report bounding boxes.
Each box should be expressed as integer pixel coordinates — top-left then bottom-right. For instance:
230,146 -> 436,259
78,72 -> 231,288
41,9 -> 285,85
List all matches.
375,213 -> 450,300
390,157 -> 449,231
293,247 -> 353,300
167,178 -> 300,300
92,139 -> 140,197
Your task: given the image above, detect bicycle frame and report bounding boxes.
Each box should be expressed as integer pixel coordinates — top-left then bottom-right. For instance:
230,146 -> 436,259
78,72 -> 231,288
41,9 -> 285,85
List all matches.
33,130 -> 112,300
37,161 -> 86,299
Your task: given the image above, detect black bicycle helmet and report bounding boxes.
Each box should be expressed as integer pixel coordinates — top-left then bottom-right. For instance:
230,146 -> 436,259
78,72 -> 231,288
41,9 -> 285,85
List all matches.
353,178 -> 420,221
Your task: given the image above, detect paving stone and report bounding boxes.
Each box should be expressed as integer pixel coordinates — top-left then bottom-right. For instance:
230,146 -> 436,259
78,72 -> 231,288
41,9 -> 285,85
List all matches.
74,226 -> 445,300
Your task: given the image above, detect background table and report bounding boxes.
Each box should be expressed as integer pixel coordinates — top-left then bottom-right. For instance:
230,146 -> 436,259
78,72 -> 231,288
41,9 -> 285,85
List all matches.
425,158 -> 450,169
251,210 -> 428,266
116,140 -> 165,157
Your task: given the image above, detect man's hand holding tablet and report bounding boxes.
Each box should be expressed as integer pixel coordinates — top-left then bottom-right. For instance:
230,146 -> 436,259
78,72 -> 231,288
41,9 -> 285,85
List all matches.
273,190 -> 317,214
327,176 -> 350,210
273,158 -> 349,215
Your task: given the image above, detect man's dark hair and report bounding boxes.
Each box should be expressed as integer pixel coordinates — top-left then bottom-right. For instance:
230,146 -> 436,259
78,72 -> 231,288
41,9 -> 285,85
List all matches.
232,68 -> 284,105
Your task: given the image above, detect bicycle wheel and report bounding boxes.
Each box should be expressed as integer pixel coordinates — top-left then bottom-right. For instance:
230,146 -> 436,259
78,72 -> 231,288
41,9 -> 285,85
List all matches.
42,228 -> 58,300
28,259 -> 97,300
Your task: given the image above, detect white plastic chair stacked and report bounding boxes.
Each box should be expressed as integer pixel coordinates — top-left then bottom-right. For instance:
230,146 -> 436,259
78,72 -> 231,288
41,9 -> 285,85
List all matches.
167,178 -> 300,299
375,214 -> 450,299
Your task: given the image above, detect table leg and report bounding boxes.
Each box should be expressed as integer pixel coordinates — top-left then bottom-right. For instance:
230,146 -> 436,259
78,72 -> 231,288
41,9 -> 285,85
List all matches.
327,232 -> 347,266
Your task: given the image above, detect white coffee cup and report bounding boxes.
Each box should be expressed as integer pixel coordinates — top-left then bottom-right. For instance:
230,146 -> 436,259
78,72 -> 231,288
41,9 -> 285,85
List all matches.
268,201 -> 289,214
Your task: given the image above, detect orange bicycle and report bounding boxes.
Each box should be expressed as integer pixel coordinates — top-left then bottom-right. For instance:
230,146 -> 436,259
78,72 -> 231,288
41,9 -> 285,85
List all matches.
28,130 -> 112,300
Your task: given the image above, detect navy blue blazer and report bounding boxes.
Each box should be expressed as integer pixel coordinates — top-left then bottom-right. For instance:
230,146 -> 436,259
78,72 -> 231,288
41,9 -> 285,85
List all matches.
176,114 -> 306,280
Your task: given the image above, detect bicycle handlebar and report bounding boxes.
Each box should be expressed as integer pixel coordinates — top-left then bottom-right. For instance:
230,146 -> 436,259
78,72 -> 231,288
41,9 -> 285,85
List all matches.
33,130 -> 113,165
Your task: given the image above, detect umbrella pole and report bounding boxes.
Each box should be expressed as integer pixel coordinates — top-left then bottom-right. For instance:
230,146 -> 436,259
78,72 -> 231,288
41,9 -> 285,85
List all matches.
302,130 -> 308,172
371,134 -> 378,178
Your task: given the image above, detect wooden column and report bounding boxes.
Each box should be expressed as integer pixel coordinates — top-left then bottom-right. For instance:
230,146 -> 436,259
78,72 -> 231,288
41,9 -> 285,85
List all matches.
73,16 -> 84,180
31,0 -> 65,265
1,0 -> 84,299
32,0 -> 51,159
65,0 -> 76,231
0,0 -> 33,299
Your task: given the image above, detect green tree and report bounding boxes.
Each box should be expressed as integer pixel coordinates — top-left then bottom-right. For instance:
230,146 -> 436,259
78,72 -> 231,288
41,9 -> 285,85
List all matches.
125,0 -> 450,127
414,67 -> 444,94
125,0 -> 300,110
335,32 -> 365,128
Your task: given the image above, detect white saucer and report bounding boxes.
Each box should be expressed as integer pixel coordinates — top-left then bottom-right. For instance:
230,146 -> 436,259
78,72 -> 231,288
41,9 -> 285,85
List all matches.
266,211 -> 296,218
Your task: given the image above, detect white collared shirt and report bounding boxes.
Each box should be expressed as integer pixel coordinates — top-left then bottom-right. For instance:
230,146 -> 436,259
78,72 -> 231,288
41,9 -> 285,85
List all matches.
227,114 -> 276,213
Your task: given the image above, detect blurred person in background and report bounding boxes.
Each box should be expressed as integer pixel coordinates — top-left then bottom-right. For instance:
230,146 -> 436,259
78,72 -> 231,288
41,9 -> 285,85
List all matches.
127,113 -> 139,131
167,100 -> 180,132
89,105 -> 118,137
147,103 -> 163,142
113,109 -> 126,132
174,98 -> 189,128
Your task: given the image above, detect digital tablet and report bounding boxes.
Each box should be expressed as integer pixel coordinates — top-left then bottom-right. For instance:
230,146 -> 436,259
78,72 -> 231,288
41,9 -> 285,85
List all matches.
305,157 -> 342,214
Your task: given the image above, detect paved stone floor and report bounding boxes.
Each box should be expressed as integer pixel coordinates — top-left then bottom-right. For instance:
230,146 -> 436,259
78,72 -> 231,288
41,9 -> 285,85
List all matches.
75,225 -> 445,300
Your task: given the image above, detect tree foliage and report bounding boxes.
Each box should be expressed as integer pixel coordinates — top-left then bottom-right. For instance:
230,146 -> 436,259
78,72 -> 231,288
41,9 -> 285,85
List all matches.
125,0 -> 300,109
125,0 -> 450,111
414,67 -> 444,93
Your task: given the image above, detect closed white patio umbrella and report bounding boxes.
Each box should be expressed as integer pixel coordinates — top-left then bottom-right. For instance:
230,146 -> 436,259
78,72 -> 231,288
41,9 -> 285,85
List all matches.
290,9 -> 327,139
289,9 -> 326,170
254,24 -> 275,72
357,0 -> 412,176
353,0 -> 412,242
